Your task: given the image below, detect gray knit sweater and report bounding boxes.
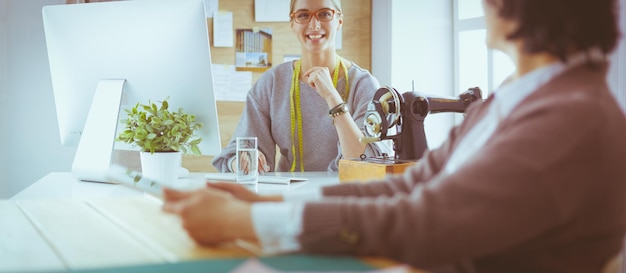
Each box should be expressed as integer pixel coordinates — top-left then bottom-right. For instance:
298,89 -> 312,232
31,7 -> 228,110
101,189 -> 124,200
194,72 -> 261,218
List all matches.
298,63 -> 626,273
212,61 -> 391,172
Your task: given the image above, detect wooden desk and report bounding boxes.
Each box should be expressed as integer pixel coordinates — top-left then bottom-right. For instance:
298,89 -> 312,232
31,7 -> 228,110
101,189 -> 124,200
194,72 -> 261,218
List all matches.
4,172 -> 424,273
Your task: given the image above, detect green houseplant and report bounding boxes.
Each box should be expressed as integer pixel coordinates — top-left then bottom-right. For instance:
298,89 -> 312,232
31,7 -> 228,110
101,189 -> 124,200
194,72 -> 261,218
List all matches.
116,97 -> 203,155
116,97 -> 203,183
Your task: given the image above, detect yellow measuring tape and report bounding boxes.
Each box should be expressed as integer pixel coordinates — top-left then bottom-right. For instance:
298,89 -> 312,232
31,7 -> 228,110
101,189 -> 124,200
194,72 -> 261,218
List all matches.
289,56 -> 350,172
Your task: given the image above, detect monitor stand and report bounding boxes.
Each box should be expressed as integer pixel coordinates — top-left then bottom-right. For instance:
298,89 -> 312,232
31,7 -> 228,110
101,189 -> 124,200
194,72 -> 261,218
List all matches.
71,79 -> 126,183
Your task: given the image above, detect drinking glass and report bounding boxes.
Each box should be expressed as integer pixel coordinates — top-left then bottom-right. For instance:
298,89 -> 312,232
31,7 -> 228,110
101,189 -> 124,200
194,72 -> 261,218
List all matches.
235,137 -> 258,185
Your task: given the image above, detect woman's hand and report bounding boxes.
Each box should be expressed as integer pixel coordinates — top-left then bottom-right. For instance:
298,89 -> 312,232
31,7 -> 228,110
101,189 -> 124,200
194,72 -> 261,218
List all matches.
162,187 -> 257,246
206,182 -> 283,202
303,66 -> 341,102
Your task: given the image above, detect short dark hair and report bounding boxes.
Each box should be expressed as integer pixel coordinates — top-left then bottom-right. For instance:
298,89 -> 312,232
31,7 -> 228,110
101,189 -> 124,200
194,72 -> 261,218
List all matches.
490,0 -> 621,61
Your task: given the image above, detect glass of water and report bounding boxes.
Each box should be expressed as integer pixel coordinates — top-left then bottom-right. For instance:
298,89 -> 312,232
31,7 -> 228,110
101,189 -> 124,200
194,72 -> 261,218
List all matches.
235,137 -> 258,185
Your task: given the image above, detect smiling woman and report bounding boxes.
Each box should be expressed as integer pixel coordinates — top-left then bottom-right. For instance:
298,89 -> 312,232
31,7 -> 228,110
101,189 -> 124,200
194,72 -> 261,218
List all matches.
211,0 -> 391,173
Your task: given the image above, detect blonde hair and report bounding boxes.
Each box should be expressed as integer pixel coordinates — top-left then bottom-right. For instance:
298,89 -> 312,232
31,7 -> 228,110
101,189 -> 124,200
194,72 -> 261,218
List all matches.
289,0 -> 343,15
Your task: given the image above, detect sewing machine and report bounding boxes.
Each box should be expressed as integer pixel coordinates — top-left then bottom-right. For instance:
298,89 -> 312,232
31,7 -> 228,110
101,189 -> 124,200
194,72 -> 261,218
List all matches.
338,86 -> 483,182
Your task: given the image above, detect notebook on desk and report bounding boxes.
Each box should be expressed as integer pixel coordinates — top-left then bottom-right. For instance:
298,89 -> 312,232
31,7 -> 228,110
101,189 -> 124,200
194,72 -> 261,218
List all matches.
204,173 -> 308,185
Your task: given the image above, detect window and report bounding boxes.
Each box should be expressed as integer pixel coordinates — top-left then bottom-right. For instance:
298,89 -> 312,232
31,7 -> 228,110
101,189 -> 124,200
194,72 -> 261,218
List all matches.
454,0 -> 515,100
458,29 -> 488,96
457,0 -> 484,20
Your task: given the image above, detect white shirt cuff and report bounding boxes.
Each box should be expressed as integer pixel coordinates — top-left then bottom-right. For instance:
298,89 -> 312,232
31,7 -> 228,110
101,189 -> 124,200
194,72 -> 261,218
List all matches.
251,202 -> 305,255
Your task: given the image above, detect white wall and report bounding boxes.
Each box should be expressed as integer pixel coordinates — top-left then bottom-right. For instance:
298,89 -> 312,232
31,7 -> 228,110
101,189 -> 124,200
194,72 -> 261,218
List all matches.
372,0 -> 454,150
371,0 -> 392,87
1,0 -> 9,197
3,0 -> 73,198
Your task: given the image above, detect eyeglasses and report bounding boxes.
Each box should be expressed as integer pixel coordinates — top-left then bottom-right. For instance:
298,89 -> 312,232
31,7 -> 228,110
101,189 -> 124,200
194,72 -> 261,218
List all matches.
290,8 -> 340,24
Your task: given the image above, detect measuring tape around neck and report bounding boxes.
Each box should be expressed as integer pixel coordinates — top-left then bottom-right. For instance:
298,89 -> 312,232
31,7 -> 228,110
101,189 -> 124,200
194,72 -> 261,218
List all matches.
289,57 -> 350,171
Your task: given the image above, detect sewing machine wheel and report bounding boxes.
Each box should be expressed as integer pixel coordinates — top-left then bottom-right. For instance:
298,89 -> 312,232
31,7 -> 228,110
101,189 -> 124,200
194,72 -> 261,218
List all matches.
364,112 -> 382,138
379,90 -> 402,127
378,87 -> 403,127
363,86 -> 403,140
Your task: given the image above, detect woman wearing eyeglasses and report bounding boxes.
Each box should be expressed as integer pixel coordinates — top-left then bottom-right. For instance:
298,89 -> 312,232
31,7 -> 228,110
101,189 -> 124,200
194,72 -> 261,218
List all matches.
211,0 -> 390,173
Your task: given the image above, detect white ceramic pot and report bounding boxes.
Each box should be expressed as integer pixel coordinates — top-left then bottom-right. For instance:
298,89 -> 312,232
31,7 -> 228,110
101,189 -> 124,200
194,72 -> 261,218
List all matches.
139,151 -> 182,185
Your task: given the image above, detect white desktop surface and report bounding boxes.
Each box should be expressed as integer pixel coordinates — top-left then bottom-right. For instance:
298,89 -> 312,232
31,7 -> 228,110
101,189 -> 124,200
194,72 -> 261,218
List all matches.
11,171 -> 340,200
2,171 -> 340,272
2,172 -> 419,273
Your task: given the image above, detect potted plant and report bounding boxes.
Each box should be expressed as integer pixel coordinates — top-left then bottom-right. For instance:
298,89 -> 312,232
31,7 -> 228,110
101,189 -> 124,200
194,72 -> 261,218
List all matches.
116,97 -> 203,183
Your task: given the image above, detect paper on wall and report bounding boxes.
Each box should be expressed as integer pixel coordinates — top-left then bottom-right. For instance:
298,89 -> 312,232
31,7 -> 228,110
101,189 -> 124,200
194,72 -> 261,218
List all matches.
213,11 -> 234,47
212,64 -> 252,102
254,0 -> 290,22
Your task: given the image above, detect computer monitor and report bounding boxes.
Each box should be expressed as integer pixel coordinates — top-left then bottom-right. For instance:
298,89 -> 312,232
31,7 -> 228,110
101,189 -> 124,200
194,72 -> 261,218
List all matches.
42,0 -> 221,182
